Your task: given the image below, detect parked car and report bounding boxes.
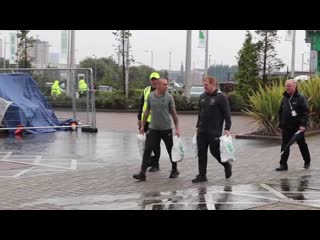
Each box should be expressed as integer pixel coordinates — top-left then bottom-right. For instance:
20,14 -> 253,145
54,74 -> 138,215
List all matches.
168,81 -> 183,94
294,75 -> 309,81
219,81 -> 237,93
189,86 -> 204,97
97,85 -> 116,92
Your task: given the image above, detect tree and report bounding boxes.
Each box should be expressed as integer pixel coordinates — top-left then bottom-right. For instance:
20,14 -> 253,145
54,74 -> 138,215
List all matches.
0,58 -> 10,68
176,62 -> 185,85
129,65 -> 154,89
229,65 -> 239,81
79,56 -> 120,88
112,30 -> 133,96
79,55 -> 156,90
208,64 -> 236,82
235,31 -> 261,103
255,30 -> 285,85
16,30 -> 36,68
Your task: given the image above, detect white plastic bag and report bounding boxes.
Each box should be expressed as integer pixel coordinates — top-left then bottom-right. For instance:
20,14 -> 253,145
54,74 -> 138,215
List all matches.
136,134 -> 146,159
172,136 -> 184,162
219,135 -> 235,163
192,133 -> 198,158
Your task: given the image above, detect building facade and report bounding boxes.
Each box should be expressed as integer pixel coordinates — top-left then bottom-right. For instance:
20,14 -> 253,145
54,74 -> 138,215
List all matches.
28,39 -> 49,68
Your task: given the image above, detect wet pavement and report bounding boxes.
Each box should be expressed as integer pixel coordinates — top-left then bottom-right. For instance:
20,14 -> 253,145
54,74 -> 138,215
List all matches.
0,130 -> 280,179
0,112 -> 320,210
9,180 -> 320,210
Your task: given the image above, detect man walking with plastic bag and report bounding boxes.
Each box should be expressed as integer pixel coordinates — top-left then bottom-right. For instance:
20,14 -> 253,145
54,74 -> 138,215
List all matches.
133,79 -> 180,182
219,135 -> 235,163
192,76 -> 232,183
137,72 -> 161,172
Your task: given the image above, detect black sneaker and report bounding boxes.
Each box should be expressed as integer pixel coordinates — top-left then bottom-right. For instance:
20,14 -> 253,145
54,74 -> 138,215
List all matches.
133,172 -> 146,181
275,165 -> 288,171
192,175 -> 208,183
224,163 -> 232,179
169,169 -> 180,178
304,163 -> 310,169
148,166 -> 160,172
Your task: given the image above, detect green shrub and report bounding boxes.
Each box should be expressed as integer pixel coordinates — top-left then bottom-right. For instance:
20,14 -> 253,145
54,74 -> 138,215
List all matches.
129,89 -> 143,98
244,81 -> 284,135
172,94 -> 198,111
96,92 -> 126,109
226,91 -> 246,112
227,77 -> 320,135
47,94 -> 72,108
95,90 -> 141,109
298,77 -> 320,127
127,94 -> 141,109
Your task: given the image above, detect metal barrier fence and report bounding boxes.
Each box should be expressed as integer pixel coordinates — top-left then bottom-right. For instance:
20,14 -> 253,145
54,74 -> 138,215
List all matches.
0,68 -> 97,132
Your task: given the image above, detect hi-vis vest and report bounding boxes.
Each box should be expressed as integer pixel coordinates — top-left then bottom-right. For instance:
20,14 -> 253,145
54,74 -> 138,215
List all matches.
51,81 -> 61,96
142,86 -> 152,123
79,79 -> 88,94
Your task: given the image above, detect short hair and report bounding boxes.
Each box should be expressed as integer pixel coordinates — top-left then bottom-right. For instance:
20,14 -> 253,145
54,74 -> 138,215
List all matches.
159,78 -> 168,83
285,79 -> 297,86
204,76 -> 217,85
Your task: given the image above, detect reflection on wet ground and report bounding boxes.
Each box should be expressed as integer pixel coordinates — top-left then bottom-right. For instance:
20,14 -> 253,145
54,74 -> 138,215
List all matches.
19,180 -> 320,210
266,174 -> 320,206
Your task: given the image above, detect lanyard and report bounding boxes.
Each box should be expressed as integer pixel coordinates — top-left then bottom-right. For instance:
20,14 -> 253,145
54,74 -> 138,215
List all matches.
288,95 -> 293,111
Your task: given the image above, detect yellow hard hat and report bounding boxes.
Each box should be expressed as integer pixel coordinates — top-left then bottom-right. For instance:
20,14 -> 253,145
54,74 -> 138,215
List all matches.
149,72 -> 160,80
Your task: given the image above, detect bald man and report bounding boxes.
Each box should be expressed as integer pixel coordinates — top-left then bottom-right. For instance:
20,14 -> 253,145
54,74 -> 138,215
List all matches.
276,79 -> 311,171
133,78 -> 181,181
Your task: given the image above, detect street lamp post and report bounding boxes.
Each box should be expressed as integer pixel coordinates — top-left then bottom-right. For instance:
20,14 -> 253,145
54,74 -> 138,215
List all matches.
145,50 -> 153,68
302,53 -> 304,72
45,43 -> 51,68
169,49 -> 172,80
125,30 -> 130,99
3,37 -> 7,68
151,51 -> 153,68
69,30 -> 76,119
184,30 -> 192,97
301,52 -> 310,73
204,30 -> 209,77
301,51 -> 311,74
290,30 -> 296,78
169,49 -> 172,71
93,54 -> 97,84
0,32 -> 7,68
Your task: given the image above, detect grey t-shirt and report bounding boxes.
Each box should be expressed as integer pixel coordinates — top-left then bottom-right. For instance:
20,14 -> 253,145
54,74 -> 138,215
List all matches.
147,91 -> 175,130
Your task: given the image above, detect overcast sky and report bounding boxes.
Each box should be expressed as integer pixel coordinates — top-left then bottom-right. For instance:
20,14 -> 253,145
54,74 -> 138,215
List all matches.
1,30 -> 311,72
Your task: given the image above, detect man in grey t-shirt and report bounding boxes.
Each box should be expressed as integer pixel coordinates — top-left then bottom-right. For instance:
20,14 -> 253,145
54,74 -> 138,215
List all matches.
133,78 -> 180,182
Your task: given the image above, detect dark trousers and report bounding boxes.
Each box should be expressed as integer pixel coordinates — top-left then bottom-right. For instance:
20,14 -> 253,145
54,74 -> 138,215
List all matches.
280,128 -> 311,166
141,129 -> 176,173
142,122 -> 161,167
197,132 -> 228,176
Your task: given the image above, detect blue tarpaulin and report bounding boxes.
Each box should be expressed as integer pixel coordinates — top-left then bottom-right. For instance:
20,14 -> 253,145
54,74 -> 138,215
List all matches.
0,73 -> 72,134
